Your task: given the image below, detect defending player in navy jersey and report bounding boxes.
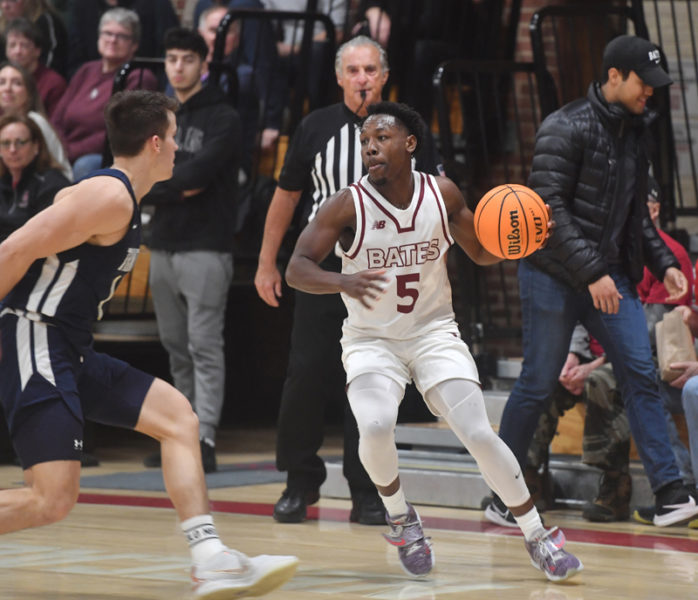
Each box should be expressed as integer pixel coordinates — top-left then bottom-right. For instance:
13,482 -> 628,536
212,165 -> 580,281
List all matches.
285,101 -> 582,582
0,89 -> 297,599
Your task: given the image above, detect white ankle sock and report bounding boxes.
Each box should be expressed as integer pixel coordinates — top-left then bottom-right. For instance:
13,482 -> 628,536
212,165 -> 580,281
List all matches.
181,515 -> 226,564
514,507 -> 545,541
379,487 -> 408,518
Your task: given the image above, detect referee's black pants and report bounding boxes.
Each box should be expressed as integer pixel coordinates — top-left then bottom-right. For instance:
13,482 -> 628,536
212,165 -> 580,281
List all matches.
275,256 -> 374,496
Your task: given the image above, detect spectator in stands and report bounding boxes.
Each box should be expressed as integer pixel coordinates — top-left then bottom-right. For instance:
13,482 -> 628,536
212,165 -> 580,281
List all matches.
664,304 -> 698,520
485,35 -> 698,530
263,0 -> 346,53
0,61 -> 71,179
51,7 -> 157,181
0,113 -> 69,241
197,3 -> 284,176
5,17 -> 66,117
512,326 -> 633,522
66,0 -> 179,77
193,0 -> 227,27
254,35 -> 442,525
263,0 -> 345,110
142,28 -> 241,474
351,1 -> 390,47
0,0 -> 68,77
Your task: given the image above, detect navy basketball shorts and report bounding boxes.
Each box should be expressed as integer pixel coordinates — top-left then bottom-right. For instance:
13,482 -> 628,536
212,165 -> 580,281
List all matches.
0,314 -> 155,469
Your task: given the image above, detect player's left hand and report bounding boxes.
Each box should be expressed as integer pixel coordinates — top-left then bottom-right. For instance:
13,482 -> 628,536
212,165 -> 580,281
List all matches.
663,267 -> 689,302
341,269 -> 389,309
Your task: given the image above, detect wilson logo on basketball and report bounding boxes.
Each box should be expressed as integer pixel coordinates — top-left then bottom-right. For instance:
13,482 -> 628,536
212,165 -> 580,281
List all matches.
473,183 -> 548,260
507,209 -> 522,256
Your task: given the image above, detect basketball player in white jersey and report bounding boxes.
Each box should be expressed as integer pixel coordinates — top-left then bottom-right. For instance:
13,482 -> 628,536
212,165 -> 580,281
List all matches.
0,90 -> 297,598
285,101 -> 582,582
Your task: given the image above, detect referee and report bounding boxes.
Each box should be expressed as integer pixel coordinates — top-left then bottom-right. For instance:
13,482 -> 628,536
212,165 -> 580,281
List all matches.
255,35 -> 442,524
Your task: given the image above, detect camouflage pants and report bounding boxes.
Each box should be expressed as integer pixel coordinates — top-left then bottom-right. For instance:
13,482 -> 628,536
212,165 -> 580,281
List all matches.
527,363 -> 631,473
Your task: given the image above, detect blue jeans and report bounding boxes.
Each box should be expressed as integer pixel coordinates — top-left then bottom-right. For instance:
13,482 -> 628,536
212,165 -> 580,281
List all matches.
658,377 -> 694,486
681,377 -> 698,486
498,260 -> 681,493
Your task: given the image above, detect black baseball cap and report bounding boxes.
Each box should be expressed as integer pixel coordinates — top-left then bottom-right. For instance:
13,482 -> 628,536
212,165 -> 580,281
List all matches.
603,35 -> 673,88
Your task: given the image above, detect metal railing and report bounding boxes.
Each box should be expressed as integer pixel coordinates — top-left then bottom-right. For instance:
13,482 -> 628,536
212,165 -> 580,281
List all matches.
530,1 -> 698,221
433,59 -> 543,363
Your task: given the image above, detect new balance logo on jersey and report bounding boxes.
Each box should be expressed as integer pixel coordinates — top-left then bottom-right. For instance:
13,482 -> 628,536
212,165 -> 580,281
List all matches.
372,220 -> 386,230
74,439 -> 83,451
367,239 -> 440,268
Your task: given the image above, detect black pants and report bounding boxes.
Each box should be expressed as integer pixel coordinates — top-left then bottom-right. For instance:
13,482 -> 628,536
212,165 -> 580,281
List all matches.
275,257 -> 374,495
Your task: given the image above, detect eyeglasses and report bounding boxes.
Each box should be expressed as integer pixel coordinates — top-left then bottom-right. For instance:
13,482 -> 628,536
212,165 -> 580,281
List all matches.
99,30 -> 133,43
0,138 -> 31,150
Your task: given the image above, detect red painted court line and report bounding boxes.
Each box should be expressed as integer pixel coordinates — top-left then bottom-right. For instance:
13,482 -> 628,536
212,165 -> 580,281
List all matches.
77,492 -> 698,554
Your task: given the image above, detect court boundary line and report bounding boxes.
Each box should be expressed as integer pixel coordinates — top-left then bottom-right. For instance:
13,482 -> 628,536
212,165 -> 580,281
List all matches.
75,491 -> 698,554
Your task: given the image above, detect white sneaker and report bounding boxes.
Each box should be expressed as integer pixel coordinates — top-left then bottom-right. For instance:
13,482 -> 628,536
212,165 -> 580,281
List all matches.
191,548 -> 299,598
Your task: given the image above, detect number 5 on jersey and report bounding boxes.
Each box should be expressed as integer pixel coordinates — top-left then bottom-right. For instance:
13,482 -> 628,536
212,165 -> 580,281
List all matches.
397,273 -> 419,313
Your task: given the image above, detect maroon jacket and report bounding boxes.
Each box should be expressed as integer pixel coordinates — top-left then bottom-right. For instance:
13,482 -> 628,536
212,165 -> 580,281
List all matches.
50,60 -> 157,162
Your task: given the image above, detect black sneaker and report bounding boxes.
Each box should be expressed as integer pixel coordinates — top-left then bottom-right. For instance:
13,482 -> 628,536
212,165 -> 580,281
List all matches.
483,494 -> 518,528
654,481 -> 698,526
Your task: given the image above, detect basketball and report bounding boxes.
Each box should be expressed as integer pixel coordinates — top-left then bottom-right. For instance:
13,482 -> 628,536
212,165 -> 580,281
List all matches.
473,184 -> 548,259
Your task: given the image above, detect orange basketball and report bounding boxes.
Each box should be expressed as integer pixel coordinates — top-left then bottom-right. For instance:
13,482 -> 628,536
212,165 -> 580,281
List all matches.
473,184 -> 548,259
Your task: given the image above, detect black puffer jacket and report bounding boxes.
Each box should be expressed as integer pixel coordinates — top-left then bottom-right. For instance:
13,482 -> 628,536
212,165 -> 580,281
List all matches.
525,82 -> 678,290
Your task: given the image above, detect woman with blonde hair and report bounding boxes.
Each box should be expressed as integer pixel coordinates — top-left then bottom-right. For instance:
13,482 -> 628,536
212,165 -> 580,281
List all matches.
0,61 -> 71,179
0,0 -> 68,76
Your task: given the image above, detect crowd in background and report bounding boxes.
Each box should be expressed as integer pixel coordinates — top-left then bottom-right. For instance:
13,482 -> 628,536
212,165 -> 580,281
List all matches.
2,0 -> 698,534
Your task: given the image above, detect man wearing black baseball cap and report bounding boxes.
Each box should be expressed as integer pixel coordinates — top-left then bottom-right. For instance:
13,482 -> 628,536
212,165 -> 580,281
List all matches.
486,33 -> 698,532
603,34 -> 673,89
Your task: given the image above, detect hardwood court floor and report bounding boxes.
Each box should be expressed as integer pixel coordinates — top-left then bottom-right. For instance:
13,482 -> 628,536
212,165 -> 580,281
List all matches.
1,427 -> 698,599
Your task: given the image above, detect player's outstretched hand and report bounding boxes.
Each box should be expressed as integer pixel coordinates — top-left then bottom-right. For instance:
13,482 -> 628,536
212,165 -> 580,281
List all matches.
342,269 -> 389,309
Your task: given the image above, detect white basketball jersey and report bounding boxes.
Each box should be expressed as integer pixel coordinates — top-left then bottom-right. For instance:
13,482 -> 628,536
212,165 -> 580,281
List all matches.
341,172 -> 457,341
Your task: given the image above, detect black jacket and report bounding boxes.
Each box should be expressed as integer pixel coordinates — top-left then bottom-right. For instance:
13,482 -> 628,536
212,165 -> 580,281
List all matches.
525,82 -> 678,290
0,164 -> 69,242
144,84 -> 242,253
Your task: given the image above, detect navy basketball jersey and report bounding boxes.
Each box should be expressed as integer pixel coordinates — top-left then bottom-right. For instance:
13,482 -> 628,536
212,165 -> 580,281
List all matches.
2,169 -> 141,350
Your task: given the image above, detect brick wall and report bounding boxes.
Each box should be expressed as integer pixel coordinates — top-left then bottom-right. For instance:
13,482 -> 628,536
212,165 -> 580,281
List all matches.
456,0 -> 627,367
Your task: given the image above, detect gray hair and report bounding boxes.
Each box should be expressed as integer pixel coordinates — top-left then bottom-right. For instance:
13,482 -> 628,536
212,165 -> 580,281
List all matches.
99,7 -> 141,46
198,6 -> 240,37
335,35 -> 389,75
